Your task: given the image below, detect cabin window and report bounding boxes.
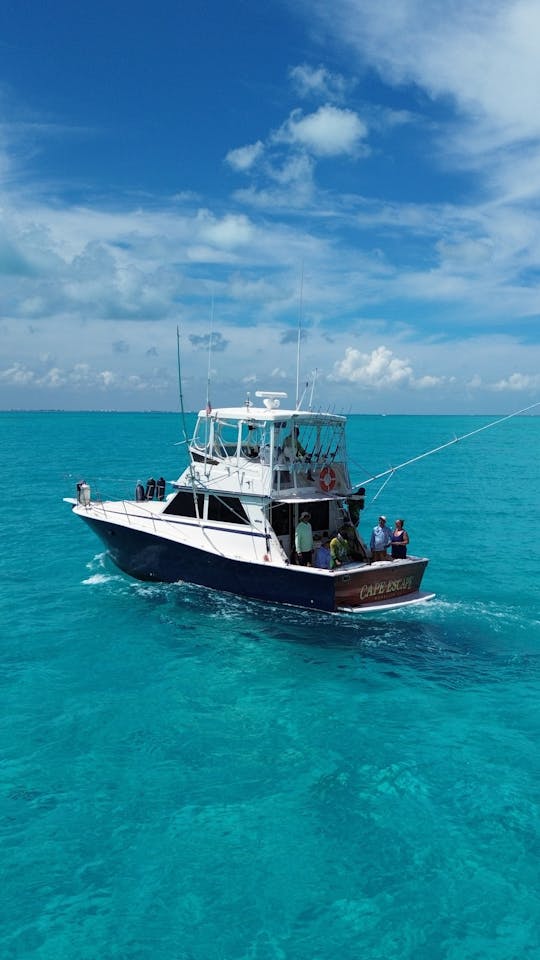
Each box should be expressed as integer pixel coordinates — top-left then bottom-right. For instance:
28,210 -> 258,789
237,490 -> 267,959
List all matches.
207,496 -> 248,524
163,491 -> 204,517
307,501 -> 331,532
270,502 -> 290,536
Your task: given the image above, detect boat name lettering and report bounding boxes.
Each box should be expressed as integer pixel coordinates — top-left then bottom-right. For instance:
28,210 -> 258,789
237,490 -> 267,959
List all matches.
359,576 -> 414,599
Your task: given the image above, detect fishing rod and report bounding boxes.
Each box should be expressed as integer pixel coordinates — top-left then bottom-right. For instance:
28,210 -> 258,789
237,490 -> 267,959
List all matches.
356,399 -> 540,489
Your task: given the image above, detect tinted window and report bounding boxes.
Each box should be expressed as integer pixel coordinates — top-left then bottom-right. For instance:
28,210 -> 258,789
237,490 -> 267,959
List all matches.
163,491 -> 204,517
270,502 -> 290,536
207,496 -> 248,524
308,501 -> 330,531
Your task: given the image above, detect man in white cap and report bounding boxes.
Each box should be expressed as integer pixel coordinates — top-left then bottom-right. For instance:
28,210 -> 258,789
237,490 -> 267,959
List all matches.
295,511 -> 313,565
370,515 -> 392,561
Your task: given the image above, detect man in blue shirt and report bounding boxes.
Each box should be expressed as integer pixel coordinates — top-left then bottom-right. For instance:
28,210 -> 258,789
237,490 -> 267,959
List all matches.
370,515 -> 392,561
314,538 -> 331,569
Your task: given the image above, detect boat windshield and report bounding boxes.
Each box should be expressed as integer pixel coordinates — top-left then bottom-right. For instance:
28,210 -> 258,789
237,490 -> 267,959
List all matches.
191,413 -> 347,471
191,416 -> 271,461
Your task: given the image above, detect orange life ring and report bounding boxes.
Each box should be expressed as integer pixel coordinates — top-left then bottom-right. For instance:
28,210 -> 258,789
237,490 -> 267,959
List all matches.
319,466 -> 336,492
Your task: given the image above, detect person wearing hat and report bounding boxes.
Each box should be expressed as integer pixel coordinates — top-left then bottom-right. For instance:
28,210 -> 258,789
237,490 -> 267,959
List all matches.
370,515 -> 392,561
295,511 -> 313,565
329,530 -> 349,569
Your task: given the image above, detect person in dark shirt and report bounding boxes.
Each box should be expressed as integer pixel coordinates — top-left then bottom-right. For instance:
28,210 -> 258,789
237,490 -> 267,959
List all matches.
391,518 -> 409,559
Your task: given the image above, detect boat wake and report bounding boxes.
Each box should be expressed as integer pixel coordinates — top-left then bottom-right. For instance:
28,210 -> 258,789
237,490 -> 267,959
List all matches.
82,552 -> 124,585
81,572 -> 118,585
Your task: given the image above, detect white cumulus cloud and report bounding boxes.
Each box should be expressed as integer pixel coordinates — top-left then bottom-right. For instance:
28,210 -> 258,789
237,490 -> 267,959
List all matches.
329,345 -> 443,389
275,105 -> 368,157
225,140 -> 264,172
491,372 -> 540,391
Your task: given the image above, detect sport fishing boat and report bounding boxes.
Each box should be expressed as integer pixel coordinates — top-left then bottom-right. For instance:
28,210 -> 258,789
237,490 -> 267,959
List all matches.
65,389 -> 435,613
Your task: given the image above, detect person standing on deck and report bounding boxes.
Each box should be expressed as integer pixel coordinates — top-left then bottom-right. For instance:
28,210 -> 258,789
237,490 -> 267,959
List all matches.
295,512 -> 313,566
370,515 -> 392,561
329,531 -> 349,569
391,519 -> 409,559
314,538 -> 331,569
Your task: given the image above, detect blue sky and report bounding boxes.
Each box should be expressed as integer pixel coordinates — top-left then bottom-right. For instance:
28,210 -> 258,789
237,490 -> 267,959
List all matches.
1,0 -> 540,413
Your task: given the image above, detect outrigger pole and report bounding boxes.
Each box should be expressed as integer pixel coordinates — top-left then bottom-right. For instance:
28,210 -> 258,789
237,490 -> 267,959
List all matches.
358,400 -> 540,490
176,325 -> 199,505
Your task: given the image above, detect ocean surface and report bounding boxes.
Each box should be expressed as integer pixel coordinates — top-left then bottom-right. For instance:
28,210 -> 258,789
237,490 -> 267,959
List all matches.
2,410 -> 539,960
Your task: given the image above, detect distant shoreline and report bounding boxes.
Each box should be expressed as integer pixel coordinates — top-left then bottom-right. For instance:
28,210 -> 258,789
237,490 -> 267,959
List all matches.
1,408 -> 537,417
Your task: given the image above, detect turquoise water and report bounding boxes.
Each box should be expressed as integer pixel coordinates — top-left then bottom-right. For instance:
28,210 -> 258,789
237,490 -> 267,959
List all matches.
1,411 -> 539,959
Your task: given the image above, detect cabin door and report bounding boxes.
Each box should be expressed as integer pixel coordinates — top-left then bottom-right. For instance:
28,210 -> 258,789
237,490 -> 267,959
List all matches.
270,502 -> 295,563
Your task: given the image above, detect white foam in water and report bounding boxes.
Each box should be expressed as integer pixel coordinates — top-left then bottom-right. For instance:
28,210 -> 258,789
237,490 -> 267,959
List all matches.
82,553 -> 120,584
81,573 -> 117,585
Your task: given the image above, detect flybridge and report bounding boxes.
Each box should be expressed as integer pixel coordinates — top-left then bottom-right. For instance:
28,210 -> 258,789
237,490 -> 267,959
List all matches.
190,401 -> 349,487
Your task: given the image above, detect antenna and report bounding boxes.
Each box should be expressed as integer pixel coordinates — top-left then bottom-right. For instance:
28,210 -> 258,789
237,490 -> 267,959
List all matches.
309,368 -> 318,410
176,325 -> 189,442
296,379 -> 309,410
206,297 -> 214,416
176,326 -> 198,499
295,262 -> 304,409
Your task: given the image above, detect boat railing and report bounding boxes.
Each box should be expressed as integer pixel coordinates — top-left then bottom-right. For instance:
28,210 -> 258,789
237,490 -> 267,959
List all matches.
81,493 -> 161,534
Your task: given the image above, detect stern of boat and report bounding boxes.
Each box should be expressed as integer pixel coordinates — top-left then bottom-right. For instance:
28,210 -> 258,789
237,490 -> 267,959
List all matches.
334,556 -> 430,610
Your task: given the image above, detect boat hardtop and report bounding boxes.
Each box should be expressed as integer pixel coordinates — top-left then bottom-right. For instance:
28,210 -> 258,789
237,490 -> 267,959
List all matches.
186,390 -> 350,502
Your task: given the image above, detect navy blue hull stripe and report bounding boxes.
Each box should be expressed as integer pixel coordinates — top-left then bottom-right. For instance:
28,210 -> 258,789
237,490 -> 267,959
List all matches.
82,516 -> 337,612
